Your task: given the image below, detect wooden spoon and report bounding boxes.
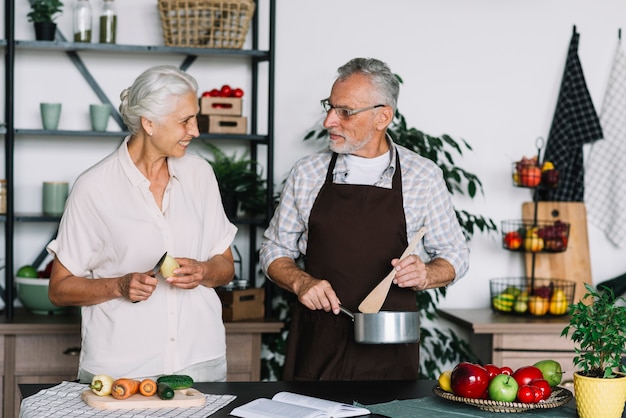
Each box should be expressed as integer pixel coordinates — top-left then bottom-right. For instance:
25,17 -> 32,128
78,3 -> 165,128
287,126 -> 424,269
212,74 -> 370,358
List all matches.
358,227 -> 426,313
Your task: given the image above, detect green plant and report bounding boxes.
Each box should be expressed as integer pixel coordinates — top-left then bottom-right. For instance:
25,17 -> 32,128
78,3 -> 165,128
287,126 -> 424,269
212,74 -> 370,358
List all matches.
561,283 -> 626,378
27,0 -> 63,23
201,142 -> 267,217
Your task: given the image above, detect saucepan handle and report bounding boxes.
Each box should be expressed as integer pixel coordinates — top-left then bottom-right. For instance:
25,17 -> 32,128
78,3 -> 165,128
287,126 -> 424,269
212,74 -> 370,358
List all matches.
339,305 -> 355,321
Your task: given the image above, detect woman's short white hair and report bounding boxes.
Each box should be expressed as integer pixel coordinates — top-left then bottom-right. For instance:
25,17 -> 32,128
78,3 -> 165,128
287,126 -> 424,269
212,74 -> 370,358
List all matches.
119,65 -> 198,134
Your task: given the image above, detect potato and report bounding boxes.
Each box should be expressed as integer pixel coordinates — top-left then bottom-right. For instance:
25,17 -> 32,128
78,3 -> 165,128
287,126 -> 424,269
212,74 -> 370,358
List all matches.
160,255 -> 180,278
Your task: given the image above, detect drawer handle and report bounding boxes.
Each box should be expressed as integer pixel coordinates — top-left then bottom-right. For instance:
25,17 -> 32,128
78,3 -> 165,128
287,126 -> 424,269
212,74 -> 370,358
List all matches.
63,347 -> 81,356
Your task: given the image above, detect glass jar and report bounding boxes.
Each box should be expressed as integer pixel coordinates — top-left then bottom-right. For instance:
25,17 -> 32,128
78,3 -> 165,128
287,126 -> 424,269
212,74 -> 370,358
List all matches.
99,0 -> 117,44
73,0 -> 93,43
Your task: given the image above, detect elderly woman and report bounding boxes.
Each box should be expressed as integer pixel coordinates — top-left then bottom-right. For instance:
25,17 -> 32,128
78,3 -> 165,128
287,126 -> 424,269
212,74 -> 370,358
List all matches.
47,65 -> 237,383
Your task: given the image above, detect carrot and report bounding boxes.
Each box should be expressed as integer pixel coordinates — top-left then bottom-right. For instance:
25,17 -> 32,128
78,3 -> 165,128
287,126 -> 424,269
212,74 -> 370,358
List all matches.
111,378 -> 141,400
139,378 -> 158,397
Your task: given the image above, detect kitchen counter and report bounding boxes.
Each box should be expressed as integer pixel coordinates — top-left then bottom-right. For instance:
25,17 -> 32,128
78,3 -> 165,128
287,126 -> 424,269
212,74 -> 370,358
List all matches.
19,380 -> 608,418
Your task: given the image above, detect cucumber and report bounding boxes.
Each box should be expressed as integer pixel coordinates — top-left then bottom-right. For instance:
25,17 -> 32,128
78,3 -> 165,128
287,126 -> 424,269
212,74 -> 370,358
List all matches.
156,374 -> 194,390
156,382 -> 175,400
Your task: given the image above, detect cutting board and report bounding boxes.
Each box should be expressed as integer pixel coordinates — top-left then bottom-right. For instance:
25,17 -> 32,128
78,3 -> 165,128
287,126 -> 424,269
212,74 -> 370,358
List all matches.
82,388 -> 206,410
522,201 -> 592,303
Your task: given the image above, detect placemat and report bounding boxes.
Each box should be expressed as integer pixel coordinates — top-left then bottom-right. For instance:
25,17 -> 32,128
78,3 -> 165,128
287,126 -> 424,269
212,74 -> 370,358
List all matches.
19,381 -> 236,418
359,396 -> 580,418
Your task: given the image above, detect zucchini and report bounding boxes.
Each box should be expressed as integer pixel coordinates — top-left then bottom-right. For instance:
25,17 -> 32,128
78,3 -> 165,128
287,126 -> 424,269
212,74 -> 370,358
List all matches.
156,374 -> 194,390
156,382 -> 175,400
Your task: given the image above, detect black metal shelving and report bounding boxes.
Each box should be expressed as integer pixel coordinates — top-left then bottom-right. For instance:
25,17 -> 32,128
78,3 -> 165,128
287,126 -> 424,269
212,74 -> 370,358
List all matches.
2,0 -> 276,319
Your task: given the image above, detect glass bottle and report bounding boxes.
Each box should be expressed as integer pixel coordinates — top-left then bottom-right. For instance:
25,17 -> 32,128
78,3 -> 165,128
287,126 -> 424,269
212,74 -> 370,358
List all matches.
73,0 -> 93,43
99,0 -> 117,44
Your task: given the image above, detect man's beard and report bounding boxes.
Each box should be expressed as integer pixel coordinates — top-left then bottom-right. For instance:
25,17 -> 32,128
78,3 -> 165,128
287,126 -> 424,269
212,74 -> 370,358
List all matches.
329,132 -> 374,154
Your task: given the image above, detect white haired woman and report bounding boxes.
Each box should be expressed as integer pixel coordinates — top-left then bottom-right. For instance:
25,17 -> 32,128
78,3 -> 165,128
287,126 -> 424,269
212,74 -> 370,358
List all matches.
47,65 -> 237,383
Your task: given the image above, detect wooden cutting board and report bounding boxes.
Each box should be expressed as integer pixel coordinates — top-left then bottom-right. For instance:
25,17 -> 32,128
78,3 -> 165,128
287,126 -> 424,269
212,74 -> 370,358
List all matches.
522,201 -> 592,303
82,388 -> 206,410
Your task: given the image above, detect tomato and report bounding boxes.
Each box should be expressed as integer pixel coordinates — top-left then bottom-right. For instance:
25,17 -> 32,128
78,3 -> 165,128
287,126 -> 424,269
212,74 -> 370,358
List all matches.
208,88 -> 220,97
500,366 -> 513,376
231,87 -> 244,97
529,378 -> 552,400
484,364 -> 501,381
220,84 -> 232,97
504,231 -> 522,250
512,366 -> 544,387
517,385 -> 537,403
201,91 -> 212,97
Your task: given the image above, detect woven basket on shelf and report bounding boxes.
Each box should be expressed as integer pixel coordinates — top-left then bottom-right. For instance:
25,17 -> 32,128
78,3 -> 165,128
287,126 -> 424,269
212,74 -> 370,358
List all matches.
158,0 -> 256,49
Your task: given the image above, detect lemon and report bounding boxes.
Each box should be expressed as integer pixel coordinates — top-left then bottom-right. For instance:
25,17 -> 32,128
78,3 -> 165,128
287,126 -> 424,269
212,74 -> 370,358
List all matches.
16,265 -> 38,278
438,370 -> 453,393
542,161 -> 555,172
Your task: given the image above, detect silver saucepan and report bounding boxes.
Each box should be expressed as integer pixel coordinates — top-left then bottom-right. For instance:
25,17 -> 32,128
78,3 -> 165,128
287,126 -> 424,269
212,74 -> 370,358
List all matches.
339,305 -> 420,344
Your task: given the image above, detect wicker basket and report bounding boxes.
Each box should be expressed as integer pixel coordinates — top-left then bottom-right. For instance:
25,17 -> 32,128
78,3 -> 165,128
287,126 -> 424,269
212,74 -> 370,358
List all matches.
158,0 -> 256,49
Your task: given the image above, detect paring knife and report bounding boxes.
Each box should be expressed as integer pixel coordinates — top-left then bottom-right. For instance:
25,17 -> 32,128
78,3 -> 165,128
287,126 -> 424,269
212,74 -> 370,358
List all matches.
151,251 -> 168,277
133,252 -> 167,303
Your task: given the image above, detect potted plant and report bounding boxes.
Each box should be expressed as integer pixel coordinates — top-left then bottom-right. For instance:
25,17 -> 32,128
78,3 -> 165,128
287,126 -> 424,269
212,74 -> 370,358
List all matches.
202,142 -> 267,219
561,283 -> 626,418
27,0 -> 64,41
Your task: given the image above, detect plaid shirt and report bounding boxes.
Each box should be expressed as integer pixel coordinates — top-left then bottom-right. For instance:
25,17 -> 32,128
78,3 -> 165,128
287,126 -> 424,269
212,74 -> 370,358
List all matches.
539,29 -> 603,202
260,140 -> 470,283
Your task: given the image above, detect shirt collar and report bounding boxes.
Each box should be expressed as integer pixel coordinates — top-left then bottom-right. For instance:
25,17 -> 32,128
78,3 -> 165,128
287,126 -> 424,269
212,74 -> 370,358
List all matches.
335,133 -> 397,179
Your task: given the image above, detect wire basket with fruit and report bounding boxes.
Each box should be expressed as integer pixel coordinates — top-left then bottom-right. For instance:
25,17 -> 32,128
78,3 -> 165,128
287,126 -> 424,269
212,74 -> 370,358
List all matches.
501,220 -> 570,253
490,277 -> 575,316
512,156 -> 559,189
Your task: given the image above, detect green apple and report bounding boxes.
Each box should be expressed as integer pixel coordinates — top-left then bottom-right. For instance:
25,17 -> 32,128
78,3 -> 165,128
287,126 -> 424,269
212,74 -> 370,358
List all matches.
533,360 -> 563,387
16,265 -> 38,278
160,255 -> 180,278
488,374 -> 518,402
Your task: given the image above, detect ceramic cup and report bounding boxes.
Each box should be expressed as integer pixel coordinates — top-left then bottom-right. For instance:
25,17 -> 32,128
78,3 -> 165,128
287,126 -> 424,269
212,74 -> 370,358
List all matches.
42,182 -> 69,216
40,103 -> 62,130
89,103 -> 111,131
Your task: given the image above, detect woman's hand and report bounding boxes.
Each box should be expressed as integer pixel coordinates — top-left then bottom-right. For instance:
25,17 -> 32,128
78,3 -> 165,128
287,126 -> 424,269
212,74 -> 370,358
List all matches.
119,272 -> 158,302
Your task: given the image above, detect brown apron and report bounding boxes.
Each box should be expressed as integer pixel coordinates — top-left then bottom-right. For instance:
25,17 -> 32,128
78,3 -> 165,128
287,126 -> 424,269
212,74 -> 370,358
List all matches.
282,152 -> 420,381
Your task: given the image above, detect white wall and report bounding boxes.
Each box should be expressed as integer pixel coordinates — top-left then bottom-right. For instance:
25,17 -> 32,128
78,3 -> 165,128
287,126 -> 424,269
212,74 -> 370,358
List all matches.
2,0 -> 626,310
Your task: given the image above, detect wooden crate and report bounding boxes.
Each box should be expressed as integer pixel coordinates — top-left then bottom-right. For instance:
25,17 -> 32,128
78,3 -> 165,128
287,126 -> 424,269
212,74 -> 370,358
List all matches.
208,115 -> 247,134
200,97 -> 242,115
217,288 -> 265,321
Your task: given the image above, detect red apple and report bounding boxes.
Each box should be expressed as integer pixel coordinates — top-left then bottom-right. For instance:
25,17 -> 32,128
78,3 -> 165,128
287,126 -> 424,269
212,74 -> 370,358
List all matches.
450,362 -> 490,399
512,365 -> 544,387
530,378 -> 552,400
517,385 -> 538,403
500,366 -> 513,376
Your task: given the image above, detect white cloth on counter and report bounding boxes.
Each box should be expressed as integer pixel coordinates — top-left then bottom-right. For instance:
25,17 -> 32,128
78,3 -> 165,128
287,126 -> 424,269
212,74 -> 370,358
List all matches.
585,41 -> 626,248
19,381 -> 236,418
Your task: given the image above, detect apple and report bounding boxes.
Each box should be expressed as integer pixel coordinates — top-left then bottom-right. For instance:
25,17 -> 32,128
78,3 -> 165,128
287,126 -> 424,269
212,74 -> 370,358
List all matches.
530,378 -> 552,400
488,374 -> 519,402
484,364 -> 501,381
533,360 -> 563,387
512,365 -> 544,387
160,255 -> 180,278
450,362 -> 490,399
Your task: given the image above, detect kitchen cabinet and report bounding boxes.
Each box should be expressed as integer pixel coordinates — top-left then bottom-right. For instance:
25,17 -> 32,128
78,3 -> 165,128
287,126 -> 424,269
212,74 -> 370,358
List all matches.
439,308 -> 576,385
0,310 -> 281,418
2,0 -> 276,318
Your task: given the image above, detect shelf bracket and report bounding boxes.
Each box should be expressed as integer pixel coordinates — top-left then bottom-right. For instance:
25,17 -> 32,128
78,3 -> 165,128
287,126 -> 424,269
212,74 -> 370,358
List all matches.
55,30 -> 127,130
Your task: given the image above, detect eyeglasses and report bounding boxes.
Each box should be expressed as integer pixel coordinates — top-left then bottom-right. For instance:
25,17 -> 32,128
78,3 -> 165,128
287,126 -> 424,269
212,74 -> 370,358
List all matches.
321,99 -> 385,119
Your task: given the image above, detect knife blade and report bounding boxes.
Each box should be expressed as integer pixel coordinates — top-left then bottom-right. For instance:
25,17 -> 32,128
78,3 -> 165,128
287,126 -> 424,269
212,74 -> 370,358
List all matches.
151,252 -> 168,277
134,252 -> 168,303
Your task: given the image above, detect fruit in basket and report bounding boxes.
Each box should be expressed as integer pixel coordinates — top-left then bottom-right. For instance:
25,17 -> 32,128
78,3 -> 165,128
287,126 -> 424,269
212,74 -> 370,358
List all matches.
524,235 -> 544,252
533,359 -> 563,387
513,292 -> 529,313
528,295 -> 549,315
484,364 -> 501,381
530,378 -> 552,400
548,289 -> 568,315
520,165 -> 542,187
17,265 -> 39,278
493,292 -> 515,312
450,362 -> 490,398
504,231 -> 522,250
488,374 -> 519,402
502,286 -> 522,298
517,384 -> 541,403
541,161 -> 555,171
512,365 -> 545,387
438,370 -> 453,393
